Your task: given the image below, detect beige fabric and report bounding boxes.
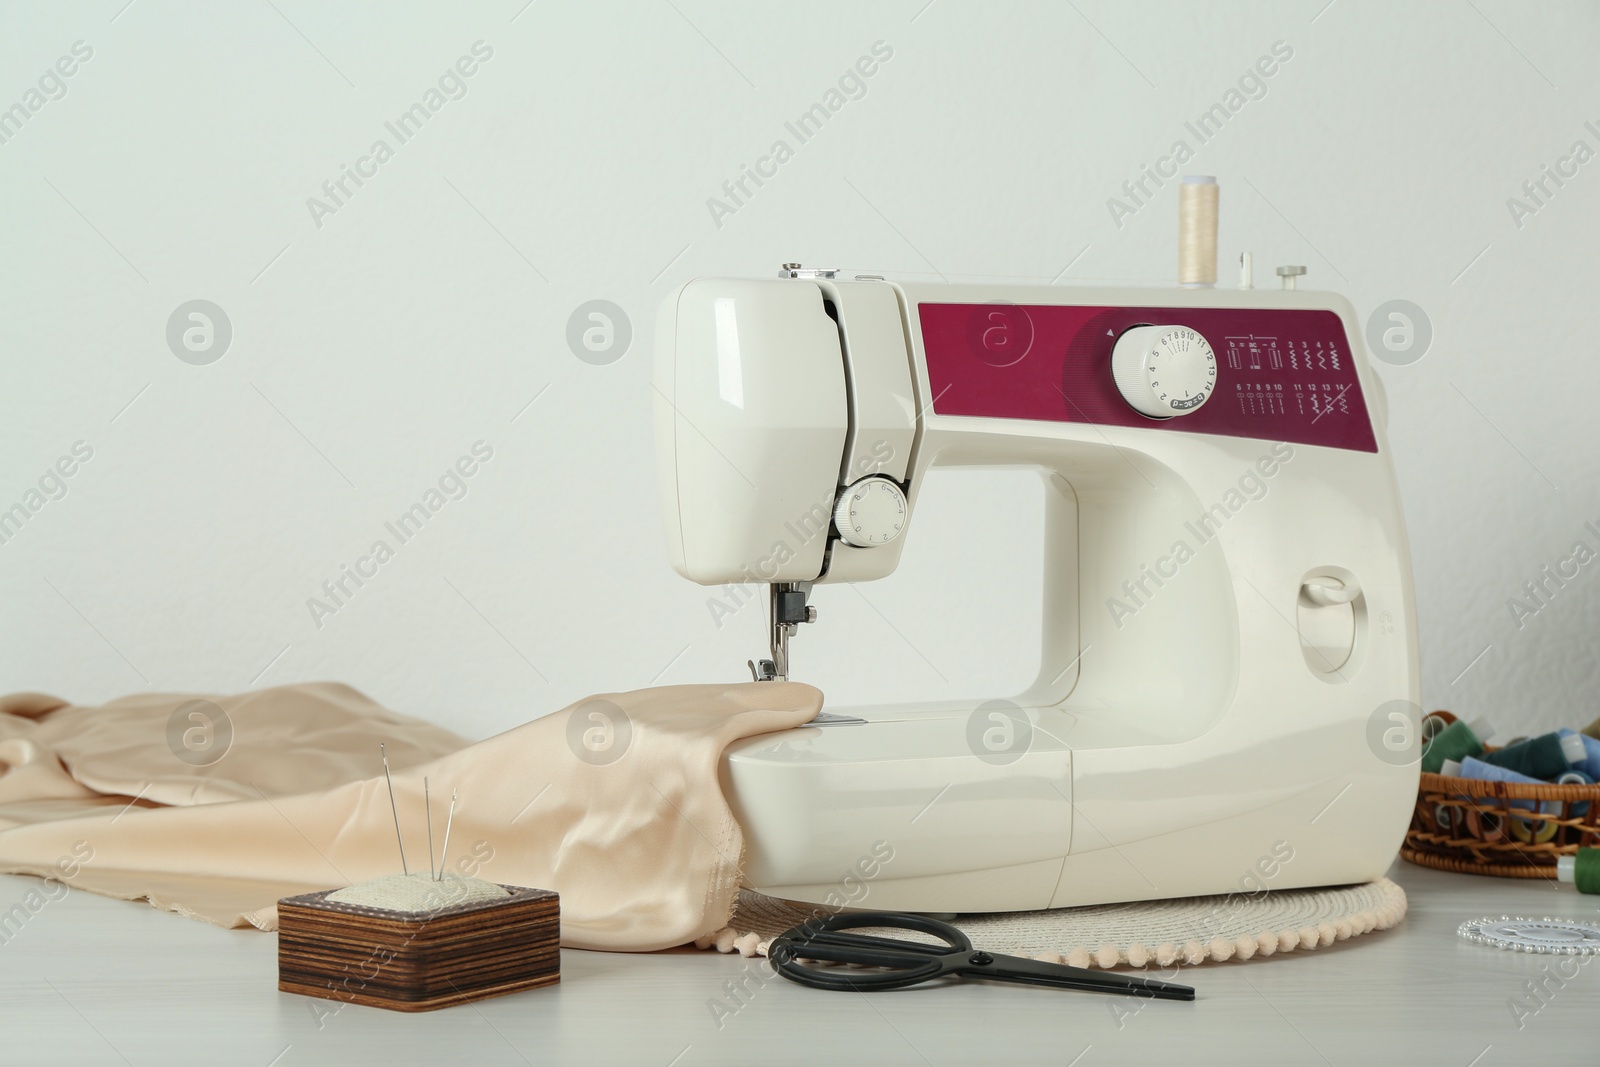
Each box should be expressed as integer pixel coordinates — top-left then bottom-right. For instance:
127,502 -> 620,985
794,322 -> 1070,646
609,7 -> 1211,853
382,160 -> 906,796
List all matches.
701,879 -> 1408,969
0,682 -> 821,951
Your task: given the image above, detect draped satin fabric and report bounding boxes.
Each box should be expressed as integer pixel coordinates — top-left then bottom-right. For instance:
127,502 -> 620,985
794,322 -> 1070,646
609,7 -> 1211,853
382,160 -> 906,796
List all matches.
0,682 -> 821,951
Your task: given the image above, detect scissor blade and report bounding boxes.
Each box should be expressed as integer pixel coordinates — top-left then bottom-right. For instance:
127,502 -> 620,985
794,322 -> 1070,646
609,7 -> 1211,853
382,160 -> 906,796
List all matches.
978,954 -> 1195,1001
775,937 -> 949,969
787,929 -> 953,957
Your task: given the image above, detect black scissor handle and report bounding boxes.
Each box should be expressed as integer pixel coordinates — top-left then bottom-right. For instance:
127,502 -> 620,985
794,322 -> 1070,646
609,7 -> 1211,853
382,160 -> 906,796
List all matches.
788,911 -> 972,950
770,913 -> 973,992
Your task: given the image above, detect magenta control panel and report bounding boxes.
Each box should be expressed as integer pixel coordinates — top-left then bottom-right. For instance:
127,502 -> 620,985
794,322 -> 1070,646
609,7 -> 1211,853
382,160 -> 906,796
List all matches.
916,303 -> 1378,453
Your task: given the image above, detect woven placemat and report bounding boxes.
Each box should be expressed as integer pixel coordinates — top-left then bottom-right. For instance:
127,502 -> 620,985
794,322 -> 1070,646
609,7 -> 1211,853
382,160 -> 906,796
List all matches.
695,879 -> 1406,970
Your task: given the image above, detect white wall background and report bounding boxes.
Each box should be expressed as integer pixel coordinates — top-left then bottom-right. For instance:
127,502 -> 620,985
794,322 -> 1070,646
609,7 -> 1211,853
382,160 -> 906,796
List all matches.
3,0 -> 1597,742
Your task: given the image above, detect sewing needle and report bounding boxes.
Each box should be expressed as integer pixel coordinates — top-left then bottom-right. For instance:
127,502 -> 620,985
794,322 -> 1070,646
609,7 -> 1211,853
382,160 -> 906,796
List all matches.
425,776 -> 436,881
381,743 -> 408,875
438,789 -> 457,882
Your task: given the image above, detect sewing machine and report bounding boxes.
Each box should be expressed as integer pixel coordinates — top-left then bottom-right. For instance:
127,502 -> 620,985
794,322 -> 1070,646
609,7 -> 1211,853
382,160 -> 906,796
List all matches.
653,238 -> 1419,912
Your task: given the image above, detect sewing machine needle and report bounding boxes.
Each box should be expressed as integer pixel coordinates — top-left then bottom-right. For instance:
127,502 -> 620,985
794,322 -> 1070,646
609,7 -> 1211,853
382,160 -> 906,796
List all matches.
438,789 -> 457,882
381,743 -> 408,875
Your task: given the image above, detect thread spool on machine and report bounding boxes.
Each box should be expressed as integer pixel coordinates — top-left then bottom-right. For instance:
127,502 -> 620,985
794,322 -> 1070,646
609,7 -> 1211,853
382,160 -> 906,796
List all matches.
1173,174 -> 1307,295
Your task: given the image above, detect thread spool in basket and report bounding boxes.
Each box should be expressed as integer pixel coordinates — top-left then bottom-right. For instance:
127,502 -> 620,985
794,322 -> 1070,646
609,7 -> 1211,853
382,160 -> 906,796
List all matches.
1421,718 -> 1489,775
1421,711 -> 1457,744
1558,770 -> 1594,818
1560,728 -> 1600,780
1482,731 -> 1588,780
1468,808 -> 1507,843
1510,812 -> 1561,844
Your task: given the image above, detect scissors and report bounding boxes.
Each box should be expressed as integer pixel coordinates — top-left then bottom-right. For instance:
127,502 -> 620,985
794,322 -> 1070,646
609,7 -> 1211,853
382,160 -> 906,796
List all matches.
769,912 -> 1195,1001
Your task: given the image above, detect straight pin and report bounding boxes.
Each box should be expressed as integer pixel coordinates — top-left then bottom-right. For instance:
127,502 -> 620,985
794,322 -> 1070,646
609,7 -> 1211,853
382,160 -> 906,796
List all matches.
438,789 -> 457,881
425,776 -> 436,881
381,743 -> 408,875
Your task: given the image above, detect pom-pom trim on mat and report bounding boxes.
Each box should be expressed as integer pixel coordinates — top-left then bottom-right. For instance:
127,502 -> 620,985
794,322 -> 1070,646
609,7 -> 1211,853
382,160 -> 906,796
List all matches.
695,878 -> 1406,969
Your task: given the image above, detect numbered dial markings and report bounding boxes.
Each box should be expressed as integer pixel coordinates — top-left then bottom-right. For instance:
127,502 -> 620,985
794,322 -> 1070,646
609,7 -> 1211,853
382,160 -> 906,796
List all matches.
1111,325 -> 1218,418
832,477 -> 908,548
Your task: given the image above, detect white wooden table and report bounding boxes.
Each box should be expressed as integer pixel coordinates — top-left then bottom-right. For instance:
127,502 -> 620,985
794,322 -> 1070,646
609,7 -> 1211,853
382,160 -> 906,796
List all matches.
1,859 -> 1594,1065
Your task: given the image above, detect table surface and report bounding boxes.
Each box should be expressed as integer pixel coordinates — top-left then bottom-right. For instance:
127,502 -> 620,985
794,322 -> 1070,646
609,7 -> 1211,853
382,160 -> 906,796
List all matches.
1,858 -> 1596,1067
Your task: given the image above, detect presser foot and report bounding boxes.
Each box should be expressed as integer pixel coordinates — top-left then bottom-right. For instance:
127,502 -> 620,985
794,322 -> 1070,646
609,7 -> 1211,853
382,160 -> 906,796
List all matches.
750,582 -> 815,682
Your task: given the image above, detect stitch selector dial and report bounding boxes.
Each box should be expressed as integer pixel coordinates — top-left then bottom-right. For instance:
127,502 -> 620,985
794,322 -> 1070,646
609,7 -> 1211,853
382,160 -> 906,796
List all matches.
1111,325 -> 1218,418
832,477 -> 907,547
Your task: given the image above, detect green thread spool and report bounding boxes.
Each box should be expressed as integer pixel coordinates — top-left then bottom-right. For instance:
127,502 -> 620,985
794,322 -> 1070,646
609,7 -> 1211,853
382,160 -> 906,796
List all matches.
1481,731 -> 1587,780
1421,711 -> 1456,744
1557,848 -> 1600,895
1422,719 -> 1491,775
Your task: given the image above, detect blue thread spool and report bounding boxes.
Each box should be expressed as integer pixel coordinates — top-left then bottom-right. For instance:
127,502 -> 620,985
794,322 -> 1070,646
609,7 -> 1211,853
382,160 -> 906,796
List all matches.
1556,768 -> 1594,820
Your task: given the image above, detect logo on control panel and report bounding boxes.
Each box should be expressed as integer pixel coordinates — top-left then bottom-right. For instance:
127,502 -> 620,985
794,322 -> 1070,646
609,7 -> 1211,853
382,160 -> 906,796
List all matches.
965,303 -> 1034,368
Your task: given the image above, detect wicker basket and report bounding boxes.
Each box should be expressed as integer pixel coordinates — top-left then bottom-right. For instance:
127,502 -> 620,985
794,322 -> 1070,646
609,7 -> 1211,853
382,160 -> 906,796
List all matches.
1402,717 -> 1600,877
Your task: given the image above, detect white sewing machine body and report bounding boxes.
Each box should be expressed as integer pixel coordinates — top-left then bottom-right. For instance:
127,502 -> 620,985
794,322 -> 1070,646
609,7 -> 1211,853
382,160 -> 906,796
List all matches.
654,272 -> 1420,912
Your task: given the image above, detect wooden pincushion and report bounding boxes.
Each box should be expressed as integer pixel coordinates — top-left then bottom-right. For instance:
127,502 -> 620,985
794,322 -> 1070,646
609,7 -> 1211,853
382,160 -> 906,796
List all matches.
277,882 -> 559,1012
